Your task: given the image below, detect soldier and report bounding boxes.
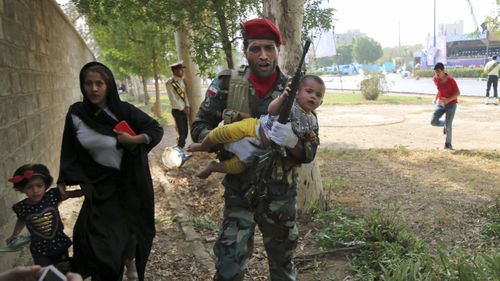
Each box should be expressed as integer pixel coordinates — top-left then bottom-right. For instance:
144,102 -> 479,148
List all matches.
166,61 -> 190,149
191,18 -> 318,281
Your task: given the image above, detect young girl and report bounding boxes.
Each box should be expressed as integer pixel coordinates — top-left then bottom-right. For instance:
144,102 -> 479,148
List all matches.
6,163 -> 82,267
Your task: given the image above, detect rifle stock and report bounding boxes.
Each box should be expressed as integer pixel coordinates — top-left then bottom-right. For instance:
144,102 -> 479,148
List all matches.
278,39 -> 312,124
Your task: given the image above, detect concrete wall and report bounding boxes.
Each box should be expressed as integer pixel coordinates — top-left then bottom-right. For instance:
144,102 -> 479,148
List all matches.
0,0 -> 94,270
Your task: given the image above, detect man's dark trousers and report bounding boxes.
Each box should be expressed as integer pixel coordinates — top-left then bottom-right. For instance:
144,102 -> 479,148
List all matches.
486,75 -> 498,98
172,109 -> 188,148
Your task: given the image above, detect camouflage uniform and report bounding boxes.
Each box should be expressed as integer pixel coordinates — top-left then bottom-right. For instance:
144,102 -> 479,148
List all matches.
191,66 -> 318,281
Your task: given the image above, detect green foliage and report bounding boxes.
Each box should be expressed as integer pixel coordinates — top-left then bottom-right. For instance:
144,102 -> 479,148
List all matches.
314,206 -> 365,249
394,145 -> 410,156
303,0 -> 335,41
360,73 -> 387,100
173,0 -> 260,70
379,44 -> 423,65
336,44 -> 354,65
191,216 -> 219,232
482,202 -> 500,240
314,201 -> 500,280
315,56 -> 335,68
432,248 -> 500,281
314,204 -> 427,279
415,68 -> 486,78
351,205 -> 427,277
74,0 -> 174,79
380,258 -> 433,281
353,36 -> 383,64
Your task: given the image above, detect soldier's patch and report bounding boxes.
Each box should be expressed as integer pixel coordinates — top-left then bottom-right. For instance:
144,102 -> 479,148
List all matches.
207,83 -> 219,96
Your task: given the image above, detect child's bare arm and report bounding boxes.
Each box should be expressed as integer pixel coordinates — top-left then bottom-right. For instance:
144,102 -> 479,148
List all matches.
268,86 -> 290,115
6,219 -> 25,244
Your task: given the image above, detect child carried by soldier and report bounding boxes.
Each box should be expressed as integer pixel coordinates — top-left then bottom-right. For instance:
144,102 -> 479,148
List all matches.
187,75 -> 325,178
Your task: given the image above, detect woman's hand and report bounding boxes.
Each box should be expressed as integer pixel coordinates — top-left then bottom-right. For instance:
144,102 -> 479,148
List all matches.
114,130 -> 145,145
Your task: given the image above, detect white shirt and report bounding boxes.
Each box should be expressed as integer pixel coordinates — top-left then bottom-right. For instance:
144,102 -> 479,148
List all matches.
71,108 -> 123,169
484,59 -> 500,76
166,76 -> 189,110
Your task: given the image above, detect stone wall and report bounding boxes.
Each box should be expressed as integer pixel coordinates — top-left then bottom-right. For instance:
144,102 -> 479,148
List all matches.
0,0 -> 94,270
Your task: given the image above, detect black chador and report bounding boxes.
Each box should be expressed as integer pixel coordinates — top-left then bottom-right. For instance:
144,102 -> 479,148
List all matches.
58,62 -> 163,281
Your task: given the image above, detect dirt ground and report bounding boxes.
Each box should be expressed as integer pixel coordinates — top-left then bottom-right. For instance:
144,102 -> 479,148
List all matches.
59,96 -> 500,280
318,96 -> 500,150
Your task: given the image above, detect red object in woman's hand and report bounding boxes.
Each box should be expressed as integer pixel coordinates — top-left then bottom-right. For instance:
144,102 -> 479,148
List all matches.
114,120 -> 136,136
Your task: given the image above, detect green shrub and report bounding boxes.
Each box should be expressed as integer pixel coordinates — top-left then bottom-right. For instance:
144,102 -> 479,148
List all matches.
415,67 -> 486,78
360,73 -> 386,100
314,205 -> 365,249
482,200 -> 500,240
314,203 -> 500,280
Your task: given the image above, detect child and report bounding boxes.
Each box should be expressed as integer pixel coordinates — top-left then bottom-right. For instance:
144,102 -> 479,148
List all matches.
187,75 -> 324,178
6,164 -> 83,267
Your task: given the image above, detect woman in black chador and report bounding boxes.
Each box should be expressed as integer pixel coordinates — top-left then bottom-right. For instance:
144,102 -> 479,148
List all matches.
57,62 -> 163,281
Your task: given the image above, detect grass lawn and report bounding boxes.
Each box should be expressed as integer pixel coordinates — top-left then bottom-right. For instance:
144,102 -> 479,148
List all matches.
323,91 -> 476,106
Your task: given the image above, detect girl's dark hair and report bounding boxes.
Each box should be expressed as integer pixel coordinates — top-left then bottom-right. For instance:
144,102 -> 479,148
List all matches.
11,163 -> 53,192
300,75 -> 325,89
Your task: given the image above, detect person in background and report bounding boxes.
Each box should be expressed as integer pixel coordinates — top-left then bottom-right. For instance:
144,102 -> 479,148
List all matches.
483,55 -> 499,104
57,62 -> 163,281
166,61 -> 190,149
431,62 -> 460,150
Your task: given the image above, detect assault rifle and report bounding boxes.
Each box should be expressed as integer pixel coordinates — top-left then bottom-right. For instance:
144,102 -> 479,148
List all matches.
243,39 -> 312,207
278,39 -> 312,124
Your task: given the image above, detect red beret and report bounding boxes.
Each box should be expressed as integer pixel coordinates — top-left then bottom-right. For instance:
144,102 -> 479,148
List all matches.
241,18 -> 283,46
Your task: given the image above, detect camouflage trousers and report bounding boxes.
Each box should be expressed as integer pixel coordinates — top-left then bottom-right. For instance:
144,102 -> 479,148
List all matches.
213,183 -> 298,281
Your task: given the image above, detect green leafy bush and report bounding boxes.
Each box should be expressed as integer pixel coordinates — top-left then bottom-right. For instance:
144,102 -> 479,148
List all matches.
482,200 -> 500,240
314,202 -> 500,280
360,73 -> 387,100
314,206 -> 365,249
415,67 -> 486,78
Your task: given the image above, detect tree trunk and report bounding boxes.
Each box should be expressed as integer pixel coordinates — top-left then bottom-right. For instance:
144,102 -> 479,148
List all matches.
152,53 -> 162,118
174,23 -> 202,126
263,0 -> 305,72
212,0 -> 234,69
264,0 -> 325,212
130,76 -> 144,103
140,75 -> 150,105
